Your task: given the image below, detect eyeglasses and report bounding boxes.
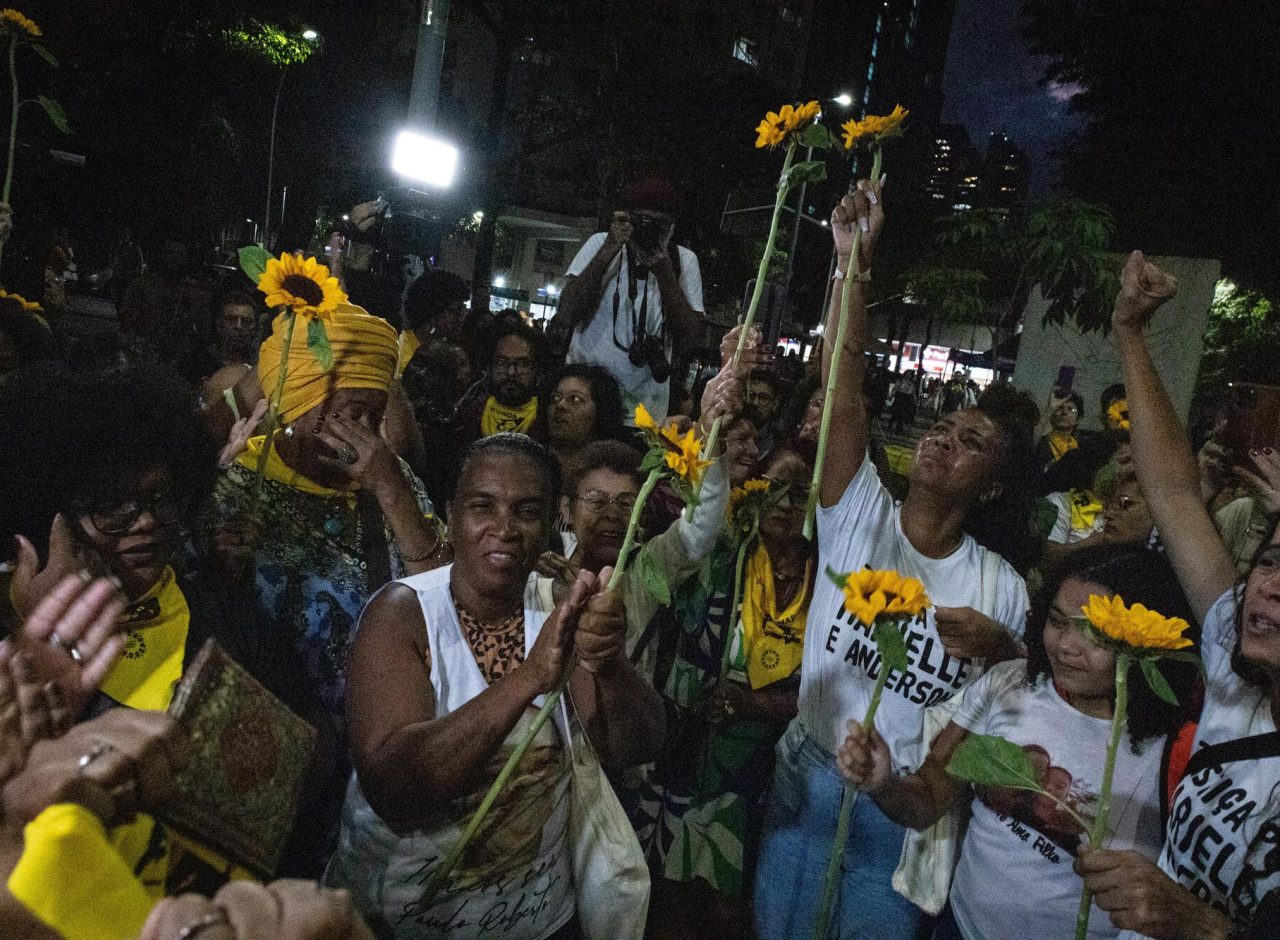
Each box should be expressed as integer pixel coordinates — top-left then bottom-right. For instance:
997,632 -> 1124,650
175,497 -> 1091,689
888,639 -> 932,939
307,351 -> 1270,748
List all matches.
492,356 -> 536,375
573,491 -> 638,514
86,487 -> 186,535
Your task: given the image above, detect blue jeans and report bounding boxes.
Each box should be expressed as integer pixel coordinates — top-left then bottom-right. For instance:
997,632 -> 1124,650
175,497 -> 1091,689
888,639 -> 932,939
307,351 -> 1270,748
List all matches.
753,721 -> 933,940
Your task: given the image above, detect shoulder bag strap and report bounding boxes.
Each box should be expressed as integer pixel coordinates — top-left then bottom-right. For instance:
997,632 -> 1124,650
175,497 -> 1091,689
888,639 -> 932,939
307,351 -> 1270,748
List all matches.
1183,729 -> 1280,782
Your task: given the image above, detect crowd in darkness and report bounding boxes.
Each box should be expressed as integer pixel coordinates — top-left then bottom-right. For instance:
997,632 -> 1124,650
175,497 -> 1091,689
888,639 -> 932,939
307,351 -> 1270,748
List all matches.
0,169 -> 1276,940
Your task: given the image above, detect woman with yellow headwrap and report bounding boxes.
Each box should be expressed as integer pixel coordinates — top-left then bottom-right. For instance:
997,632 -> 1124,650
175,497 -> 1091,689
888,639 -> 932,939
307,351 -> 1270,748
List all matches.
200,302 -> 446,854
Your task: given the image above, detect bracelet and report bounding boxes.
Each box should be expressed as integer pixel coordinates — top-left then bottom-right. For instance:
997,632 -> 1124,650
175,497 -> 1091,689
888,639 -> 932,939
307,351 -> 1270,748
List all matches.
402,528 -> 450,564
833,268 -> 871,283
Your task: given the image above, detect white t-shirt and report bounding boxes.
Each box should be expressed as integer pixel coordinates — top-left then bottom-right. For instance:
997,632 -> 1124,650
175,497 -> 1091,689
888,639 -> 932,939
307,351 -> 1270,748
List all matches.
949,661 -> 1166,940
1145,589 -> 1280,931
798,457 -> 1029,768
564,232 -> 704,422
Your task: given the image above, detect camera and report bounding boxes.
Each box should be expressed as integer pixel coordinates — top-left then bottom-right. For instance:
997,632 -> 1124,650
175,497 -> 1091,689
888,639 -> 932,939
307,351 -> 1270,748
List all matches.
627,335 -> 673,382
631,214 -> 664,254
340,188 -> 442,257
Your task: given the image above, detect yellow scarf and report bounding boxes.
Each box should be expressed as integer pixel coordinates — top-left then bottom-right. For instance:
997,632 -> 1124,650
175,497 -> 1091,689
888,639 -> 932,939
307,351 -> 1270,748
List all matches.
99,567 -> 189,712
481,395 -> 538,436
235,434 -> 356,504
1048,431 -> 1078,462
1069,487 -> 1104,533
739,544 -> 811,690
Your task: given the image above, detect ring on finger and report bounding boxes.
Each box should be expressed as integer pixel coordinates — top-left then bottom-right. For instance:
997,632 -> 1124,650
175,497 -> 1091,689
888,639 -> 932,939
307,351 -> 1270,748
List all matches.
49,633 -> 83,662
338,444 -> 358,465
77,740 -> 115,771
176,908 -> 231,939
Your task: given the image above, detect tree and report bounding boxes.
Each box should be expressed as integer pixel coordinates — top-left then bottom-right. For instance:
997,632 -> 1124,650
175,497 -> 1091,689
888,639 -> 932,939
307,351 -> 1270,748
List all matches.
1196,280 -> 1280,405
902,197 -> 1118,359
1022,1 -> 1280,292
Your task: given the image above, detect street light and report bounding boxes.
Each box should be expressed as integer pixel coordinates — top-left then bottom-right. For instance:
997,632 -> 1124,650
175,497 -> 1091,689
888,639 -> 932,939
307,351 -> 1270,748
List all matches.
391,130 -> 458,188
833,92 -> 854,108
301,28 -> 318,41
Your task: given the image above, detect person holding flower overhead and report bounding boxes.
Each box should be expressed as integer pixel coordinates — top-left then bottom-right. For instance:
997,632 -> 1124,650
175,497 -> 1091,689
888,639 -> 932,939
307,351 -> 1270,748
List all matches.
753,179 -> 1034,939
1073,251 -> 1280,940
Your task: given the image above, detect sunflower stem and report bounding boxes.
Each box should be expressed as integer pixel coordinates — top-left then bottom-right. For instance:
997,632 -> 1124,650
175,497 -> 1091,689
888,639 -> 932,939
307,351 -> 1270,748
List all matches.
252,309 -> 296,505
870,144 -> 883,189
608,466 -> 662,592
1,35 -> 17,261
720,520 -> 757,680
419,662 -> 575,909
1074,653 -> 1128,940
803,226 -> 860,540
813,652 -> 890,940
693,141 -> 797,517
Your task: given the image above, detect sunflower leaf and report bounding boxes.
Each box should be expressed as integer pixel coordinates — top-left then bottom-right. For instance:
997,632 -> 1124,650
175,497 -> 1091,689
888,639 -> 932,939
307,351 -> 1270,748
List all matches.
824,565 -> 848,590
639,448 -> 666,474
783,160 -> 827,188
946,733 -> 1050,792
238,245 -> 272,283
873,620 -> 909,674
1137,657 -> 1178,706
637,547 -> 671,607
307,317 -> 333,370
795,122 -> 836,150
30,44 -> 57,68
35,96 -> 68,134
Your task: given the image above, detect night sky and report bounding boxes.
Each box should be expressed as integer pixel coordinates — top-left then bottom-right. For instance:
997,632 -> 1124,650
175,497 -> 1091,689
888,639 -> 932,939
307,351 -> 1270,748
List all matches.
940,0 -> 1081,194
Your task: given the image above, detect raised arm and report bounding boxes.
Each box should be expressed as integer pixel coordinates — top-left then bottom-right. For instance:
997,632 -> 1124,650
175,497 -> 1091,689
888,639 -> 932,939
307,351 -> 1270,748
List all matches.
820,179 -> 885,507
553,217 -> 630,333
1111,250 -> 1235,622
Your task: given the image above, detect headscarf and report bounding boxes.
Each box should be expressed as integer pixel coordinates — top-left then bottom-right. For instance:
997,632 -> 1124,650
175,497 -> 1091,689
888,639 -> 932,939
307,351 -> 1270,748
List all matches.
257,302 -> 397,424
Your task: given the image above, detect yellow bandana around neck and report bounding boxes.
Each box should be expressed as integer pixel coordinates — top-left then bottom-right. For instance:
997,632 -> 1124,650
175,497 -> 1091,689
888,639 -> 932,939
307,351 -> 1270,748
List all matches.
739,543 -> 811,690
235,434 -> 356,504
1048,431 -> 1078,462
1069,487 -> 1104,533
99,567 -> 189,712
481,395 -> 538,437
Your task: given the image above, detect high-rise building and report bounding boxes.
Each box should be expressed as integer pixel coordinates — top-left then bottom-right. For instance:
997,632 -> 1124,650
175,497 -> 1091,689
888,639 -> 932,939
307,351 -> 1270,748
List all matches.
980,131 -> 1029,212
925,123 -> 980,209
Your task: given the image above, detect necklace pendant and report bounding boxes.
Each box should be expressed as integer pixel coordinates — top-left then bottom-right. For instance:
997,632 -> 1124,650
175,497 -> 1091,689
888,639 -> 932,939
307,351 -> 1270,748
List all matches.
324,516 -> 345,538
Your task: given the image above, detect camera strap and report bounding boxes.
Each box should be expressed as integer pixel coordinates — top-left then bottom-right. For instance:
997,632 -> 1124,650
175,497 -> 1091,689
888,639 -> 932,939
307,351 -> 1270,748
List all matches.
612,244 -> 652,354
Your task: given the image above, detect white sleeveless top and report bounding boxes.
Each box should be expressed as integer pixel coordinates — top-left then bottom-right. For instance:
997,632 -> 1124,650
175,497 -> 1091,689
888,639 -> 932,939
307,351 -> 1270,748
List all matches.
325,565 -> 574,939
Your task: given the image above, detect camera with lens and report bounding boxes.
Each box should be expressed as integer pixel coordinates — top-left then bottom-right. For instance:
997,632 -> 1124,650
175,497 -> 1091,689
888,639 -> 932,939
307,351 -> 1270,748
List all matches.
627,334 -> 673,382
631,214 -> 664,254
339,188 -> 441,257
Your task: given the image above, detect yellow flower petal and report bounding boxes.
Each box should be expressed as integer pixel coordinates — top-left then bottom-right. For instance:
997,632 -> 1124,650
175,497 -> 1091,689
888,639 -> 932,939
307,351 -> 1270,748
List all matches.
257,252 -> 348,318
0,9 -> 40,38
634,404 -> 657,431
837,569 -> 930,627
1080,593 -> 1192,651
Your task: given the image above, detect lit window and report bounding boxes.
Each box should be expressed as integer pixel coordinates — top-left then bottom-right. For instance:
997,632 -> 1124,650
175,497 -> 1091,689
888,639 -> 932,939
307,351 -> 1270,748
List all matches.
732,36 -> 759,66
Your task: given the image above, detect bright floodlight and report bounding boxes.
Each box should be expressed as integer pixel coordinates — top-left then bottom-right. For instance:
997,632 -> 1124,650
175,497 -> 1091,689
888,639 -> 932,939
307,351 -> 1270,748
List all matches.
833,92 -> 853,107
302,29 -> 319,41
392,130 -> 458,188
493,275 -> 506,289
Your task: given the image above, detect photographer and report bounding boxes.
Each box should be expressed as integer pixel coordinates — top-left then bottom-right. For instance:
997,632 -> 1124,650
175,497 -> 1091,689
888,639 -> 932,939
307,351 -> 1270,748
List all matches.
553,178 -> 703,422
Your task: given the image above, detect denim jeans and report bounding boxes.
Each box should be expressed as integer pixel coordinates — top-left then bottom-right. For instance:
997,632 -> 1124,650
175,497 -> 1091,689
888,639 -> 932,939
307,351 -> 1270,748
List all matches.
753,721 -> 933,940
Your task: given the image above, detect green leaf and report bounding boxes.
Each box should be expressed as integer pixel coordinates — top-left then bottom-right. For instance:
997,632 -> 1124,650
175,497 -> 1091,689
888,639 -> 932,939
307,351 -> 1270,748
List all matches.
307,317 -> 333,370
639,448 -> 666,474
873,620 -> 909,674
783,160 -> 827,188
1137,657 -> 1178,706
35,96 -> 68,134
795,122 -> 836,150
824,565 -> 848,590
637,547 -> 671,606
238,245 -> 272,284
30,44 -> 57,68
946,733 -> 1051,791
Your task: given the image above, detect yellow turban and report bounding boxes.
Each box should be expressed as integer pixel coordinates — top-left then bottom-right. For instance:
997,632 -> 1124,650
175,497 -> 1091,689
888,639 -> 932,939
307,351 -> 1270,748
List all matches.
258,302 -> 398,424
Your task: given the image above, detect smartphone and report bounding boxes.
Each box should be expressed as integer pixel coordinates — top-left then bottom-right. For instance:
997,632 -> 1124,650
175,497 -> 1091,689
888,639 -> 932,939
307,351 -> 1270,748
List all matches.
1222,383 -> 1280,463
1053,365 -> 1076,397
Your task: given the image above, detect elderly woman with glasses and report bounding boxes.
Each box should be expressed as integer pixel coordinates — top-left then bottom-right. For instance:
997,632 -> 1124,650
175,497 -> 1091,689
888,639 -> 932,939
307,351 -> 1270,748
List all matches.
0,360 -> 334,892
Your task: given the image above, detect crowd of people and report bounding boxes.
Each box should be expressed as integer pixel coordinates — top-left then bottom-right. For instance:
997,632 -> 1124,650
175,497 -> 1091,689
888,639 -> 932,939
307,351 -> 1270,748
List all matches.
0,168 -> 1275,940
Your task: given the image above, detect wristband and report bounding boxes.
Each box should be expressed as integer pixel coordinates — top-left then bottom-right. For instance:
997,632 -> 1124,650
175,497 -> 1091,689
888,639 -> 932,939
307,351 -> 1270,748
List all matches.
833,268 -> 871,283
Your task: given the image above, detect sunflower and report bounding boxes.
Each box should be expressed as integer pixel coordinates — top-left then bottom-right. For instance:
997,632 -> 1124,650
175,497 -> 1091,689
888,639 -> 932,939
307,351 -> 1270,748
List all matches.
0,288 -> 41,311
1106,400 -> 1131,432
835,568 -> 930,628
663,426 -> 713,487
0,9 -> 40,38
257,253 -> 346,319
754,112 -> 787,149
1080,595 -> 1192,652
634,403 -> 658,432
841,104 -> 909,150
729,478 -> 771,510
754,100 -> 822,148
